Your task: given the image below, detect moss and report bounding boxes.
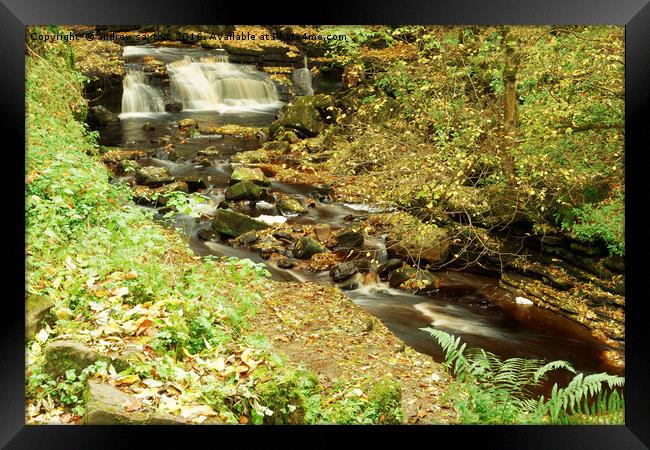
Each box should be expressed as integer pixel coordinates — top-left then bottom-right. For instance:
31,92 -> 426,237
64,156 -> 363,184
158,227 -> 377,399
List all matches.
255,369 -> 317,424
368,377 -> 403,424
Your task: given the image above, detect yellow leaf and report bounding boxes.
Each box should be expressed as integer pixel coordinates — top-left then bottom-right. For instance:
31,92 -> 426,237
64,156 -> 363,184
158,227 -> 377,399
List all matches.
115,374 -> 140,385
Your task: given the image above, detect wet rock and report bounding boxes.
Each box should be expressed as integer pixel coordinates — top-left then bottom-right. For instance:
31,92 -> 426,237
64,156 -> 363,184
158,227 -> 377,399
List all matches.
231,149 -> 270,164
230,167 -> 270,186
164,101 -> 183,112
277,197 -> 308,215
225,180 -> 265,202
388,266 -> 440,294
178,118 -> 199,132
272,231 -> 294,242
118,159 -> 141,174
193,156 -> 212,167
277,257 -> 298,269
211,209 -> 269,238
174,176 -> 207,192
339,273 -> 364,290
313,223 -> 331,242
132,181 -> 189,206
135,166 -> 175,187
293,236 -> 325,259
90,105 -> 120,127
142,122 -> 155,132
197,227 -> 220,242
101,149 -> 147,164
26,295 -> 54,342
197,146 -> 220,158
238,231 -> 260,246
378,258 -> 404,279
330,261 -> 359,282
251,238 -> 286,259
263,141 -> 290,153
84,380 -> 186,425
309,184 -> 333,202
334,228 -> 364,249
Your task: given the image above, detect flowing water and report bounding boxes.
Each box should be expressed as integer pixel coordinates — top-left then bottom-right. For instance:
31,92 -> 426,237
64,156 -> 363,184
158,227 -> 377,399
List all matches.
98,45 -> 623,382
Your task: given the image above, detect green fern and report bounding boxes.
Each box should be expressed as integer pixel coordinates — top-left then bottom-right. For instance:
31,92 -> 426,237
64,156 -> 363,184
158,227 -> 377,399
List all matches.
423,328 -> 624,424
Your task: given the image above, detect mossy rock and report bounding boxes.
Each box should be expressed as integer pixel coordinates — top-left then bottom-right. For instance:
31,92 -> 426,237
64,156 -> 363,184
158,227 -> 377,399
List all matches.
43,340 -> 129,379
197,146 -> 220,158
212,209 -> 269,238
270,95 -> 332,138
135,166 -> 175,187
388,266 -> 440,294
277,196 -> 308,215
293,236 -> 325,259
255,370 -> 317,425
25,295 -> 55,342
334,228 -> 364,249
225,180 -> 265,202
230,166 -> 270,186
84,380 -> 186,425
231,149 -> 270,164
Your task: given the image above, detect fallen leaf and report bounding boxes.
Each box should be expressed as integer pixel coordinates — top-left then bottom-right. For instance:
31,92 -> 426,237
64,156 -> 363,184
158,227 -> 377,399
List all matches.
125,270 -> 138,280
135,319 -> 154,336
110,286 -> 129,298
114,374 -> 140,385
123,397 -> 143,412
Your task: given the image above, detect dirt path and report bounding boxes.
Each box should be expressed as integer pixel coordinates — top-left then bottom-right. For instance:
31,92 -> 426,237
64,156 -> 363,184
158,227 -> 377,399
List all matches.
252,281 -> 458,424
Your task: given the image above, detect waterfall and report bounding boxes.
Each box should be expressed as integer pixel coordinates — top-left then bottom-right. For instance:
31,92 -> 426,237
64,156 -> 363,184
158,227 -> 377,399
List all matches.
121,71 -> 165,114
167,56 -> 282,112
292,56 -> 313,96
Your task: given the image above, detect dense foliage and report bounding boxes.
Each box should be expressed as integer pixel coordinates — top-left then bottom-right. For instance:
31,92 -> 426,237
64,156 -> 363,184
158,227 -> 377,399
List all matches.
319,26 -> 624,256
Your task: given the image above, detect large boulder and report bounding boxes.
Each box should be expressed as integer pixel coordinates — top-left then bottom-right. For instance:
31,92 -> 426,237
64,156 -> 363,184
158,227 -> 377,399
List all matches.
225,181 -> 265,202
230,167 -> 270,186
90,105 -> 120,127
84,381 -> 186,425
211,210 -> 269,238
25,295 -> 54,342
384,212 -> 449,265
293,236 -> 325,259
135,166 -> 175,187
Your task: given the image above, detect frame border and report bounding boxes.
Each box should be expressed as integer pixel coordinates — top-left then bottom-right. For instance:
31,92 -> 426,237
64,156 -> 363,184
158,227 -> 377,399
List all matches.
5,0 -> 648,447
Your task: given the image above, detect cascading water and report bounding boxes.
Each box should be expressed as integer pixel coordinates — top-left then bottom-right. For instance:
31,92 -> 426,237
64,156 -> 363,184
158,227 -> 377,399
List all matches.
167,56 -> 283,112
292,56 -> 313,96
121,71 -> 165,115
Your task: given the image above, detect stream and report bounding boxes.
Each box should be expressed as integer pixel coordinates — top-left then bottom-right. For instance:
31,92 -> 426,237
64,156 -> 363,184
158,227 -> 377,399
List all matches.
95,45 -> 623,382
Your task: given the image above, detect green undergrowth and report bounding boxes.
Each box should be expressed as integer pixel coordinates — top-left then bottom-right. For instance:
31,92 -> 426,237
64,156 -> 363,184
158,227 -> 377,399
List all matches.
25,31 -> 404,424
425,329 -> 625,424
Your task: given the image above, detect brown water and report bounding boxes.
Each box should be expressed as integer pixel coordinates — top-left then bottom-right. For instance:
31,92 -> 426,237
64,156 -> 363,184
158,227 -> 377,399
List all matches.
96,45 -> 623,382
